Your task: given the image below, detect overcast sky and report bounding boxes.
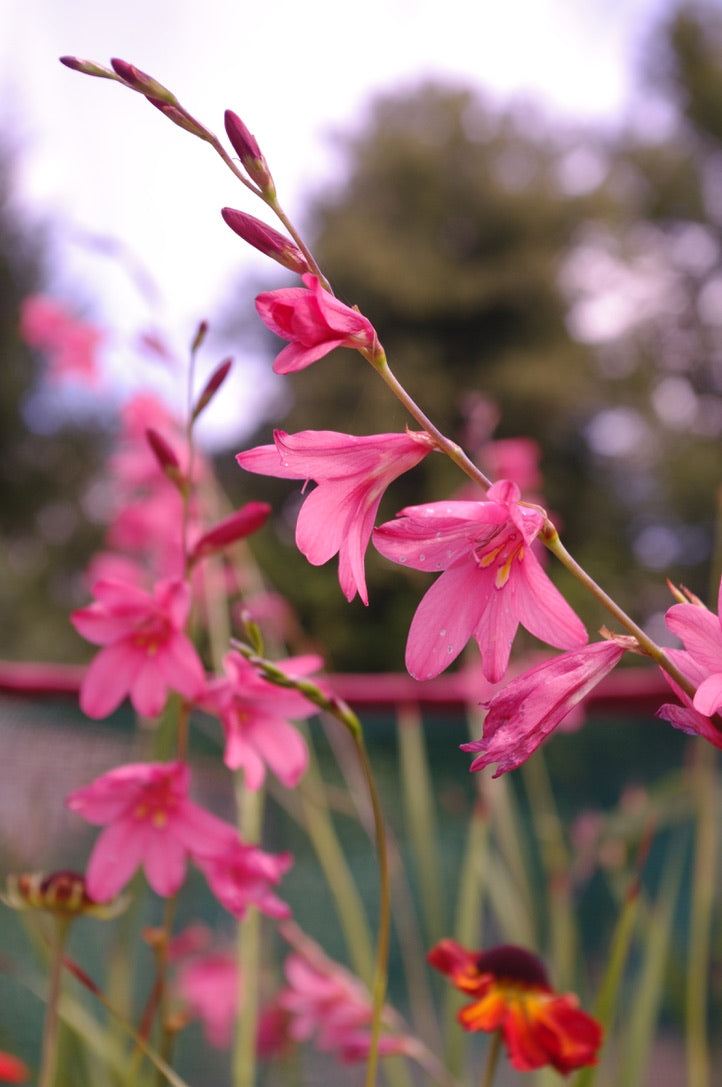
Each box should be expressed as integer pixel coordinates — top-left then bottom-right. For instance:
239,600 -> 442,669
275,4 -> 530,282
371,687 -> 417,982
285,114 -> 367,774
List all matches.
3,0 -> 679,442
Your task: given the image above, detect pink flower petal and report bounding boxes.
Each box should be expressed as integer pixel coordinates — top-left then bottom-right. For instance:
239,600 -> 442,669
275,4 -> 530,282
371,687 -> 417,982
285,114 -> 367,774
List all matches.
405,560 -> 488,679
247,716 -> 309,789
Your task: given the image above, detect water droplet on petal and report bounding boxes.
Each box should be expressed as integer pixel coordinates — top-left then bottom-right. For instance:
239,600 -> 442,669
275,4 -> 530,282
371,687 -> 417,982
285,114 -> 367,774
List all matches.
439,629 -> 446,636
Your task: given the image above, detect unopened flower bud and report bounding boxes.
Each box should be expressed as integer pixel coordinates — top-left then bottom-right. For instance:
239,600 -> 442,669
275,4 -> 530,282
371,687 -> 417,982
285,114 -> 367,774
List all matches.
59,56 -> 117,80
192,358 -> 233,421
221,208 -> 309,274
145,428 -> 186,491
110,58 -> 178,104
189,502 -> 271,564
1,871 -> 127,919
224,110 -> 275,194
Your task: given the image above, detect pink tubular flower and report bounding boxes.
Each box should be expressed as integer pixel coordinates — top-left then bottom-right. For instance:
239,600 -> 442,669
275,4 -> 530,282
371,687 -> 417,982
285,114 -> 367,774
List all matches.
237,428 -> 435,604
665,576 -> 722,717
66,761 -> 234,901
373,480 -> 587,683
177,950 -> 241,1048
657,577 -> 722,745
461,641 -> 627,776
19,294 -> 103,385
199,651 -> 320,788
277,945 -> 410,1063
255,274 -> 381,374
71,578 -> 206,718
196,839 -> 292,920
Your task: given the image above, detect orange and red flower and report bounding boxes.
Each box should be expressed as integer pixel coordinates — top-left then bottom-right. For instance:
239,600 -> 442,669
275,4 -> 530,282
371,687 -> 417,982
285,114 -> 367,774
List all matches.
428,940 -> 602,1075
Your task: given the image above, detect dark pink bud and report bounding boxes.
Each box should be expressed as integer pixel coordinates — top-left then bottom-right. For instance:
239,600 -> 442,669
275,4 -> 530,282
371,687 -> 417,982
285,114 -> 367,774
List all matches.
59,56 -> 117,80
191,320 -> 209,353
221,208 -> 309,274
192,358 -> 233,421
110,58 -> 177,104
145,428 -> 186,490
189,502 -> 271,563
224,110 -> 274,193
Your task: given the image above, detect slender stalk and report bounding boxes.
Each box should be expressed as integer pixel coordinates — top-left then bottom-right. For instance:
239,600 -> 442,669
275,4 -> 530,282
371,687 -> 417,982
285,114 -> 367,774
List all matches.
686,742 -> 717,1087
230,644 -> 391,1087
38,916 -> 72,1087
544,529 -> 701,700
480,1032 -> 502,1087
397,703 -> 445,944
351,729 -> 392,1087
232,781 -> 265,1087
369,355 -> 493,491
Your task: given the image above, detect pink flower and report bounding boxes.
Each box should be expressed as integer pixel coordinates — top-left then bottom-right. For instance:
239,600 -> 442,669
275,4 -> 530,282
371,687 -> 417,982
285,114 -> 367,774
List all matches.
656,577 -> 722,745
373,480 -> 587,682
19,294 -> 103,385
177,950 -> 240,1048
196,839 -> 292,920
71,578 -> 205,718
66,761 -> 234,901
255,275 -> 381,374
461,641 -> 626,776
237,428 -> 435,604
277,945 -> 410,1063
665,577 -> 722,717
200,651 -> 321,788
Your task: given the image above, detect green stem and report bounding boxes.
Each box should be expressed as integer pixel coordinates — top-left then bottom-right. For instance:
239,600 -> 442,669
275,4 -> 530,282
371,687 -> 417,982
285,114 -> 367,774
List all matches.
480,1031 -> 502,1087
397,703 -> 445,944
233,781 -> 265,1087
38,916 -> 71,1087
686,742 -> 717,1087
264,195 -> 332,289
544,529 -> 700,700
370,356 -> 492,491
351,729 -> 392,1087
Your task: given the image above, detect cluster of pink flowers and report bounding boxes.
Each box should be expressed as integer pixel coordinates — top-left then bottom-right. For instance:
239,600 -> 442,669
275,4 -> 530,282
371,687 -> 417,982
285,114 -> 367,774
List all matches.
38,74 -> 722,1087
19,294 -> 103,385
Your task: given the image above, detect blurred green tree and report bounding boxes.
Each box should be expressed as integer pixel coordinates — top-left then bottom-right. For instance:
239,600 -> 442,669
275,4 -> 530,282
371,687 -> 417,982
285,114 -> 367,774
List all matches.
0,149 -> 108,662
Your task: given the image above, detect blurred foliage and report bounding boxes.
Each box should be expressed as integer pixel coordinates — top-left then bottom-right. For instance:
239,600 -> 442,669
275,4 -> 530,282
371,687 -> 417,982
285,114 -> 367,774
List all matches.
0,150 -> 107,662
225,2 -> 722,670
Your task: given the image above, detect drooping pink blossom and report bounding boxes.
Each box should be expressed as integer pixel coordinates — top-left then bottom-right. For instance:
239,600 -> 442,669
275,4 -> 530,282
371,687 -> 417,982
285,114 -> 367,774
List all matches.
71,577 -> 205,718
277,930 -> 411,1063
19,294 -> 103,385
177,950 -> 241,1048
373,480 -> 587,682
195,838 -> 292,920
461,641 -> 627,776
199,651 -> 321,788
237,428 -> 435,604
66,761 -> 234,901
255,275 -> 381,374
665,576 -> 722,717
656,577 -> 722,746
